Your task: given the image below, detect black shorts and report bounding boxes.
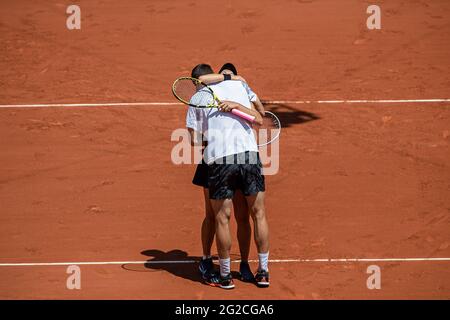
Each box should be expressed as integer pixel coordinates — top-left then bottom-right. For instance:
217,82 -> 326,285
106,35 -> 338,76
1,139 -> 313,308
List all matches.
192,160 -> 209,188
208,151 -> 265,200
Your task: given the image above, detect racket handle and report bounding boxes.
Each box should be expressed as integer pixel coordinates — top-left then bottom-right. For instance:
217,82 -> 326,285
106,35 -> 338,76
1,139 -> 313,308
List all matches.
231,108 -> 255,123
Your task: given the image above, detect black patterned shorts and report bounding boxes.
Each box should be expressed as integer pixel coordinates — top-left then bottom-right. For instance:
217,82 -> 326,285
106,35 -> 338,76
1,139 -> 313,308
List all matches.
192,160 -> 209,188
208,151 -> 265,200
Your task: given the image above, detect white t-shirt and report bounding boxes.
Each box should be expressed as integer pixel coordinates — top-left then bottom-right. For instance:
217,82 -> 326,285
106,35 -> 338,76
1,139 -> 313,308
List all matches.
242,82 -> 258,102
185,81 -> 258,164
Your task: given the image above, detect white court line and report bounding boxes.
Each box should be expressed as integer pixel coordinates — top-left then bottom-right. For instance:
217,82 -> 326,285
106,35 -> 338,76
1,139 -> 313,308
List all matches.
267,99 -> 450,104
0,99 -> 450,108
1,257 -> 450,267
0,102 -> 182,108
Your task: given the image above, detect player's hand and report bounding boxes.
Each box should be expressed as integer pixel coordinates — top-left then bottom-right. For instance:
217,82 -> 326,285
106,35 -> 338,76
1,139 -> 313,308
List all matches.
219,101 -> 239,112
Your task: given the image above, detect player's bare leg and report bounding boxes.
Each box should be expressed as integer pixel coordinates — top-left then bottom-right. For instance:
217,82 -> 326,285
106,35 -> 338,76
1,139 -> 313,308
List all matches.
211,198 -> 233,259
210,198 -> 235,289
201,188 -> 215,257
246,191 -> 270,287
233,190 -> 251,261
233,190 -> 253,281
199,188 -> 216,281
246,192 -> 269,252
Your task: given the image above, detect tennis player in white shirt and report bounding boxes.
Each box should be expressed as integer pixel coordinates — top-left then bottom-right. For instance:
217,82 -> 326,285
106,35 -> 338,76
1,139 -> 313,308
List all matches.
186,64 -> 270,290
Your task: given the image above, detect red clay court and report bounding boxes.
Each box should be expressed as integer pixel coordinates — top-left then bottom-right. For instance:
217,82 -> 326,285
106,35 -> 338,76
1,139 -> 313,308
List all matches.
0,0 -> 449,299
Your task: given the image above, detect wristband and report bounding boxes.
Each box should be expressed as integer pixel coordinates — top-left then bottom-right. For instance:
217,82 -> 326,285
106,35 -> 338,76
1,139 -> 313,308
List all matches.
223,74 -> 231,81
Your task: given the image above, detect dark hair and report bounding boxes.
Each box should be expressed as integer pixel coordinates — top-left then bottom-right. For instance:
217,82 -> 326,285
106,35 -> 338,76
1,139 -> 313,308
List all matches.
219,63 -> 238,75
191,64 -> 214,79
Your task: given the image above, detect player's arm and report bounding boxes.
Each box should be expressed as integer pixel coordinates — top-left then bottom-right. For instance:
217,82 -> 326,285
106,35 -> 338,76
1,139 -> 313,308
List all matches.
198,74 -> 246,84
187,128 -> 204,147
186,107 -> 206,147
251,102 -> 259,114
199,74 -> 265,117
252,97 -> 265,116
219,101 -> 263,125
242,82 -> 265,116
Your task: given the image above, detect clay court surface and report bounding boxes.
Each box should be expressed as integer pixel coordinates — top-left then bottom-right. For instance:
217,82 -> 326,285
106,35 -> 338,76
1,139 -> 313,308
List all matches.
1,0 -> 449,299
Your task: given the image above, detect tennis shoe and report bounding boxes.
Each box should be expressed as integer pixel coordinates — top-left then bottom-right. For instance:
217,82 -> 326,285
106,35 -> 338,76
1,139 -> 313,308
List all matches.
206,273 -> 235,290
199,257 -> 214,280
255,269 -> 270,288
239,261 -> 254,282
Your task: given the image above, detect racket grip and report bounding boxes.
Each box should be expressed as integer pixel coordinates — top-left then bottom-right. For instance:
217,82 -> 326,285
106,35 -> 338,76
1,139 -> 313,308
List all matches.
231,108 -> 255,122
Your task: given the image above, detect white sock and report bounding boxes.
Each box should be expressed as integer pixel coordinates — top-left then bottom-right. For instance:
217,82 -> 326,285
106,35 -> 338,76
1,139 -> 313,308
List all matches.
202,255 -> 212,260
258,252 -> 269,271
219,258 -> 231,277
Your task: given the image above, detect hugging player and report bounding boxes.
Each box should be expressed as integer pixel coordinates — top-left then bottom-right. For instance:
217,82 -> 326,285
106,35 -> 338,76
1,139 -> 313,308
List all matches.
186,63 -> 270,289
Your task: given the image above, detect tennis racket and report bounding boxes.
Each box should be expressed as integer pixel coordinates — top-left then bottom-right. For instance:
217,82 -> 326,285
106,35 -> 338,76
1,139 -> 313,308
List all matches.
172,77 -> 256,122
255,111 -> 281,147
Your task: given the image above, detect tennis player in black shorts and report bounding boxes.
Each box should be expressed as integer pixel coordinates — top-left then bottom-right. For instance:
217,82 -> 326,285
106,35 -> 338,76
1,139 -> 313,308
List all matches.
186,64 -> 270,289
187,64 -> 260,285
